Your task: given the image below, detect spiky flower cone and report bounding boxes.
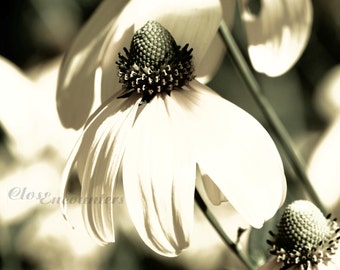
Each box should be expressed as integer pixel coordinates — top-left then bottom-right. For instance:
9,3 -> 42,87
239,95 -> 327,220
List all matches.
267,200 -> 340,270
116,20 -> 195,103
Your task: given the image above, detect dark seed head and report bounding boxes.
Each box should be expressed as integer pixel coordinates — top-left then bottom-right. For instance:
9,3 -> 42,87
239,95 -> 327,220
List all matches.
267,200 -> 340,269
116,21 -> 195,103
129,21 -> 177,70
275,200 -> 330,252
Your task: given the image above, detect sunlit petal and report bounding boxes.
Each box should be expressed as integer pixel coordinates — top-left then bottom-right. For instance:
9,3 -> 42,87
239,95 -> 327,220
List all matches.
174,80 -> 286,228
56,0 -> 130,129
61,94 -> 140,243
122,94 -> 196,256
240,0 -> 313,77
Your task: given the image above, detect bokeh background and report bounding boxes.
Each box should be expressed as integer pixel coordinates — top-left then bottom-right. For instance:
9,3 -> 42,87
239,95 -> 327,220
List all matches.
1,0 -> 340,269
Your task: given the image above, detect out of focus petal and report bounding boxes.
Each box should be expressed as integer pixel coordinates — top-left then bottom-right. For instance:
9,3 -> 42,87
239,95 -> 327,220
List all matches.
240,0 -> 313,77
0,57 -> 78,160
307,117 -> 340,213
314,65 -> 340,121
308,66 -> 340,214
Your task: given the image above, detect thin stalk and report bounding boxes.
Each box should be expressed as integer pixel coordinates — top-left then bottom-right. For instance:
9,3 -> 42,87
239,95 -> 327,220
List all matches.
194,189 -> 256,270
218,20 -> 327,215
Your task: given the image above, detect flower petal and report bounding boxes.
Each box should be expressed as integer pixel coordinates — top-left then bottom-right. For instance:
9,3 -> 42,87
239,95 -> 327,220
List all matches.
56,0 -> 131,129
174,80 -> 286,228
240,0 -> 313,77
133,0 -> 222,67
200,173 -> 227,205
61,94 -> 141,243
307,117 -> 340,213
122,94 -> 196,256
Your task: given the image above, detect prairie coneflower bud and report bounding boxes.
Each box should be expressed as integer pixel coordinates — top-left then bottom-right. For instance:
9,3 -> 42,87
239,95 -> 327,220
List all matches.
116,20 -> 195,103
265,200 -> 340,270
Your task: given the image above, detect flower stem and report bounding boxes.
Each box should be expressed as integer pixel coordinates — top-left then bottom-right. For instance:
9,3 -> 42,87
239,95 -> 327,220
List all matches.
194,188 -> 256,270
218,20 -> 327,215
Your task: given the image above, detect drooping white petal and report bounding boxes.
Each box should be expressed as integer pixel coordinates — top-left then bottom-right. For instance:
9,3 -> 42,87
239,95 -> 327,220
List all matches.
133,0 -> 222,68
174,80 -> 286,228
56,0 -> 131,129
61,94 -> 141,243
240,0 -> 313,77
122,94 -> 196,256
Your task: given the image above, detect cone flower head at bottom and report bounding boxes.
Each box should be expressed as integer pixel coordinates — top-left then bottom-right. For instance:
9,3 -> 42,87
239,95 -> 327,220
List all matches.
259,200 -> 340,270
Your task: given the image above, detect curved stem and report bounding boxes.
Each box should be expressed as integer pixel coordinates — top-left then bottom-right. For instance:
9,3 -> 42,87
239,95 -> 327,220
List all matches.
218,20 -> 327,215
194,189 -> 256,270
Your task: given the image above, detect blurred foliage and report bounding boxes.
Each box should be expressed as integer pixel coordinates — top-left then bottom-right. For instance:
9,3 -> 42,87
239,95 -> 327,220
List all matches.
0,0 -> 102,69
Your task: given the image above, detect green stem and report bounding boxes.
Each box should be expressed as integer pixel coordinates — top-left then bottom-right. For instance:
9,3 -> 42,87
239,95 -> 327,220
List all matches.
218,20 -> 327,215
194,189 -> 256,270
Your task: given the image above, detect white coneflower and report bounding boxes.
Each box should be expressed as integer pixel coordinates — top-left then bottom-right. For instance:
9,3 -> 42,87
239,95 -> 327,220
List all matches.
259,200 -> 340,270
60,20 -> 286,257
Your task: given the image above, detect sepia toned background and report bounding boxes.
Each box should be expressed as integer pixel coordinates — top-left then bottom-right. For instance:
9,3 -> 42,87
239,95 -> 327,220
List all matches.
1,0 -> 340,269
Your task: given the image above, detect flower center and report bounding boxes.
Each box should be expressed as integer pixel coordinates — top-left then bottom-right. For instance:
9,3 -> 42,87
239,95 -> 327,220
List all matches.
267,200 -> 340,269
116,21 -> 195,103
